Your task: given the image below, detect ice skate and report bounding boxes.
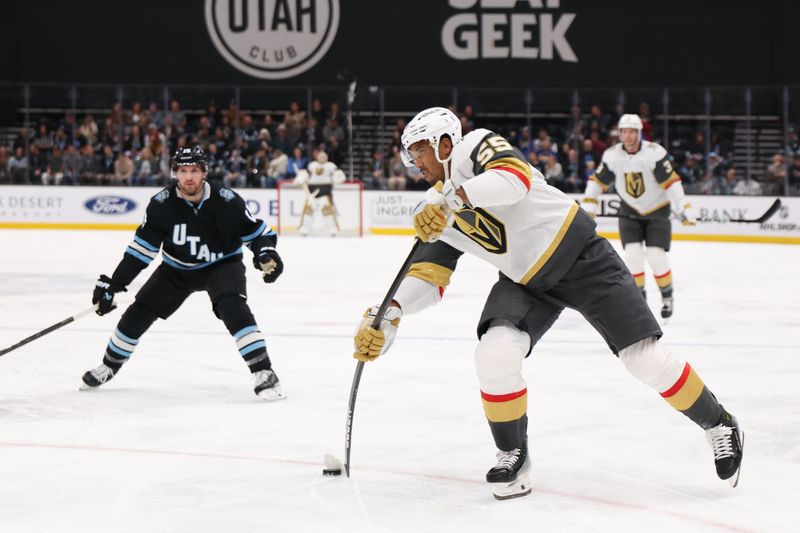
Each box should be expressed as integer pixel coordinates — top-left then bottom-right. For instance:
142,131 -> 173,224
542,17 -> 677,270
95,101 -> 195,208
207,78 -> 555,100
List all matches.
253,369 -> 286,401
706,408 -> 744,487
80,363 -> 116,390
486,441 -> 532,500
660,296 -> 673,323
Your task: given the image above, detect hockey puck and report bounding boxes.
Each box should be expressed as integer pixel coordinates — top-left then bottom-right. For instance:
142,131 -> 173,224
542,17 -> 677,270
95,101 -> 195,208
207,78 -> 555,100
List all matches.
322,453 -> 344,476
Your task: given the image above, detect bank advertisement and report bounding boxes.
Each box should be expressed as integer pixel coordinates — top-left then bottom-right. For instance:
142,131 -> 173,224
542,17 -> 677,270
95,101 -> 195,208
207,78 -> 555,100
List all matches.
1,186 -> 798,244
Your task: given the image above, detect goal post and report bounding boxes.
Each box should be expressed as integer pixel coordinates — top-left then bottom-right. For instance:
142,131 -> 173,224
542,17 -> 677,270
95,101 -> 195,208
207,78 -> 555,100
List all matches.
277,180 -> 364,237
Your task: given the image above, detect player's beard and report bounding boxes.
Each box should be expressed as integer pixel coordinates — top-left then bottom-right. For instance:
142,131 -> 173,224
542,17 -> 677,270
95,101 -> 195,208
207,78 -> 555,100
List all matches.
178,179 -> 203,198
421,164 -> 445,185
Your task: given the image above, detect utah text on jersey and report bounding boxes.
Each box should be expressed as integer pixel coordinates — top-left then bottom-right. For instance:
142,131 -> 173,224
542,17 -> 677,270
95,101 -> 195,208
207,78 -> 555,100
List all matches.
109,182 -> 277,286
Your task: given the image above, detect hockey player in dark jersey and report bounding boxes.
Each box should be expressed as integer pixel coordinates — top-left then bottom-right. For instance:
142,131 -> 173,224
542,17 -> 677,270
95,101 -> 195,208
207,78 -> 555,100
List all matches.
352,108 -> 742,499
82,146 -> 286,400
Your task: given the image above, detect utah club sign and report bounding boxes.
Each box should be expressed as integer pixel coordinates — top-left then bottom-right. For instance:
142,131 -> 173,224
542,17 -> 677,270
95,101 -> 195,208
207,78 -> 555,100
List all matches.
206,0 -> 340,79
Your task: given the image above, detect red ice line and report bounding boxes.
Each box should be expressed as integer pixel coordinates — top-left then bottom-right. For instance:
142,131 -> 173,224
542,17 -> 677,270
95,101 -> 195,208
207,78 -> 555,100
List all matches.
0,440 -> 758,533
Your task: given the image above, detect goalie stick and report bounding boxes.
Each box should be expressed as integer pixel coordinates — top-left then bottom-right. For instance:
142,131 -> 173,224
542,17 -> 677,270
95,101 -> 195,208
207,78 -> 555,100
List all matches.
595,198 -> 782,224
342,238 -> 422,477
0,304 -> 100,357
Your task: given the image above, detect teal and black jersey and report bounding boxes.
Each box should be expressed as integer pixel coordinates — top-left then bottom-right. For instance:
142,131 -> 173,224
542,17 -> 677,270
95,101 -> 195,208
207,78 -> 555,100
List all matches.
110,182 -> 276,287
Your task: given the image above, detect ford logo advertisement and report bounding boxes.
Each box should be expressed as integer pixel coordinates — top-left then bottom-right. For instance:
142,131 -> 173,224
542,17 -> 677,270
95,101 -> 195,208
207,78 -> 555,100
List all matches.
83,196 -> 137,215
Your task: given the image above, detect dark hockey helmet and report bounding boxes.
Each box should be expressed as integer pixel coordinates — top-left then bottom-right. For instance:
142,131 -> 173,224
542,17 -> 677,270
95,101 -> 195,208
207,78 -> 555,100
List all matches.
171,146 -> 208,177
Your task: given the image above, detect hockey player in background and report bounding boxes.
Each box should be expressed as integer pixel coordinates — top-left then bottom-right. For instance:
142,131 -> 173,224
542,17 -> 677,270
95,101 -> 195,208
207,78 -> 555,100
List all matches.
294,151 -> 346,236
352,108 -> 742,500
82,146 -> 286,400
581,114 -> 696,321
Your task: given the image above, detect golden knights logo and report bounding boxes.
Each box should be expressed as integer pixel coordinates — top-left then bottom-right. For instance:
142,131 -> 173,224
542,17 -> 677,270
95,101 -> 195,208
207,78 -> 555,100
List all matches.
625,172 -> 645,198
205,0 -> 340,80
452,207 -> 507,254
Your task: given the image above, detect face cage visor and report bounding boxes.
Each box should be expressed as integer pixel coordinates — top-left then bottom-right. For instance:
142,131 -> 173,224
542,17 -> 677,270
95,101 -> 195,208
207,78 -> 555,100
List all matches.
401,137 -> 454,168
171,162 -> 208,180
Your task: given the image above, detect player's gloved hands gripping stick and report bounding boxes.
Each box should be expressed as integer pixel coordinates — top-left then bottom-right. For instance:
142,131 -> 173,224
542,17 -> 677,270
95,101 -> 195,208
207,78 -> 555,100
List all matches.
353,305 -> 402,362
253,247 -> 284,283
92,274 -> 125,316
677,202 -> 698,226
413,180 -> 464,243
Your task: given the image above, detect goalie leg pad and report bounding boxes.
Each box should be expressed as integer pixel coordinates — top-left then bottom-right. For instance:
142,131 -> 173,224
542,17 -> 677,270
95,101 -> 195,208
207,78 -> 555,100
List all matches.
214,294 -> 271,373
299,200 -> 316,235
475,323 -> 530,451
320,197 -> 340,234
321,198 -> 334,216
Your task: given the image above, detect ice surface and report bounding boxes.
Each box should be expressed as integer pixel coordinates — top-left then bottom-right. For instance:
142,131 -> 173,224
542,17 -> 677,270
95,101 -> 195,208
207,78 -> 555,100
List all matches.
1,230 -> 799,533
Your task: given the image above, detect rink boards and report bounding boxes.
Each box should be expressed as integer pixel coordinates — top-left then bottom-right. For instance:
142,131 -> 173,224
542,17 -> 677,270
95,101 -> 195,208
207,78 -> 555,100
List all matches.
0,186 -> 798,244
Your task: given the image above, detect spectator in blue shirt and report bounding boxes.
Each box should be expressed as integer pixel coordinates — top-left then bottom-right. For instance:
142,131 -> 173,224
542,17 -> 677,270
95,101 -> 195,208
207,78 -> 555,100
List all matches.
287,146 -> 308,179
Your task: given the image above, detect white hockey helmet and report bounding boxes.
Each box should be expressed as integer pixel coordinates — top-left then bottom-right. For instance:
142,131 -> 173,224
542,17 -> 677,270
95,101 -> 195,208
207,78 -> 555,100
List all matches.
401,107 -> 462,167
618,114 -> 643,133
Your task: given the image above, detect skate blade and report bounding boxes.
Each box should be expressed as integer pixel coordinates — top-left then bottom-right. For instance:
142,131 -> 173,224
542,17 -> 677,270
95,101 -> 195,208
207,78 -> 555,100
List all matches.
491,473 -> 532,500
257,386 -> 287,401
728,430 -> 744,488
490,457 -> 532,500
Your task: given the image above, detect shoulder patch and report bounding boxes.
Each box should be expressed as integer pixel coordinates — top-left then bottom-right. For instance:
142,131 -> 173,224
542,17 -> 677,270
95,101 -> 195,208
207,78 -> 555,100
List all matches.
219,188 -> 236,202
152,189 -> 170,203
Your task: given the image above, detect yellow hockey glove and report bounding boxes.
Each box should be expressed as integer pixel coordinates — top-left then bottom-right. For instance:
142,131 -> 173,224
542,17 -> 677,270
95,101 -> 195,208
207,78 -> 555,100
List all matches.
413,182 -> 449,243
413,204 -> 447,243
679,203 -> 697,226
353,306 -> 402,362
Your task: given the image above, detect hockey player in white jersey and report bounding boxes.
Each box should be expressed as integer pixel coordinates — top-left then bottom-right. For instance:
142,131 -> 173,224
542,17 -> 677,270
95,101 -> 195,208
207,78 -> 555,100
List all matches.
352,108 -> 742,500
294,151 -> 346,236
581,114 -> 696,320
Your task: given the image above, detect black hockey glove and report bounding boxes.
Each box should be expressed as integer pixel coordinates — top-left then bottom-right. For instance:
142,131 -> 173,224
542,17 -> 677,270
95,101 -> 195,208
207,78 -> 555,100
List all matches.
92,274 -> 126,316
253,247 -> 284,283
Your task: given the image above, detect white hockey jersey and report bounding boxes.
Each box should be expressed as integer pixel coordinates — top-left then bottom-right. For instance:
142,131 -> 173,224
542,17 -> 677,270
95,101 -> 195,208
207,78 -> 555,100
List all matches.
301,161 -> 345,186
592,141 -> 682,216
395,129 -> 596,306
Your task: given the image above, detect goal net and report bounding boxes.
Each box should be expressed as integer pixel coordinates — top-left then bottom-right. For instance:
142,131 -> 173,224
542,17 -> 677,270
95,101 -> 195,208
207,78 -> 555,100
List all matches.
276,181 -> 364,237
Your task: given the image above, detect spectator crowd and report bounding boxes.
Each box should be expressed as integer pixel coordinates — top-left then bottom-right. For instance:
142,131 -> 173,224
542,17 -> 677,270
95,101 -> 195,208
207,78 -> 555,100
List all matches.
1,97 -> 798,196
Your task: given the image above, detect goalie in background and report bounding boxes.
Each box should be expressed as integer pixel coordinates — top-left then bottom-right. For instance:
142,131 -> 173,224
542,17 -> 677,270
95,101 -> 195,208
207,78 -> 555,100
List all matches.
294,151 -> 346,236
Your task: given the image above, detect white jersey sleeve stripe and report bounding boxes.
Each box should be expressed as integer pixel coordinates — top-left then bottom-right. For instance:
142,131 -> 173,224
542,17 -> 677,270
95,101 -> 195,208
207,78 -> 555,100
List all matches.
462,168 -> 529,208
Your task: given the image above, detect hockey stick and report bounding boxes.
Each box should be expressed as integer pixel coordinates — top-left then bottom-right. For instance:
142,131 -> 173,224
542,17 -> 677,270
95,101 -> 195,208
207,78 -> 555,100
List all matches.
596,198 -> 782,224
0,304 -> 100,357
727,198 -> 782,223
343,238 -> 422,477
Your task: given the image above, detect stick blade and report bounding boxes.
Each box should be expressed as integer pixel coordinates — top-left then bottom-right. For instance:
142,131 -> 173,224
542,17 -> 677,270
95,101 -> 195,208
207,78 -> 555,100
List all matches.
729,198 -> 782,223
755,198 -> 782,223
